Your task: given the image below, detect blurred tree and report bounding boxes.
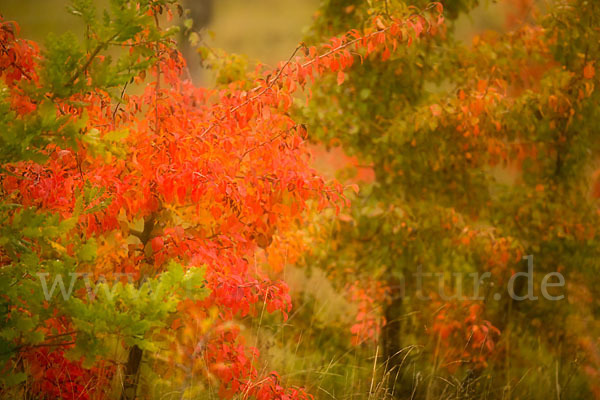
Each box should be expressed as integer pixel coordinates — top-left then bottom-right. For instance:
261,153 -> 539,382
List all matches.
299,0 -> 600,398
179,0 -> 213,66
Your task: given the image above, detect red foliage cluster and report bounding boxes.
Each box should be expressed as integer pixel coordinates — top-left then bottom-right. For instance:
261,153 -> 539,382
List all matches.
0,17 -> 38,114
25,348 -> 95,400
431,301 -> 500,371
0,19 -> 37,84
348,280 -> 389,345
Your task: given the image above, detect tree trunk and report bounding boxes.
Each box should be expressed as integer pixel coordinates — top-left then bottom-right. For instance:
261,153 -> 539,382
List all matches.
381,277 -> 404,398
120,344 -> 143,400
120,215 -> 155,400
179,0 -> 214,77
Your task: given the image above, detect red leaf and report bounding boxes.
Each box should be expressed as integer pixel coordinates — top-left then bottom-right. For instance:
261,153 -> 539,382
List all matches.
151,237 -> 164,252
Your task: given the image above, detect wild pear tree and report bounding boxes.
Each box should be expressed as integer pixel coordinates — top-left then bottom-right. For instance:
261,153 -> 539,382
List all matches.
299,0 -> 600,398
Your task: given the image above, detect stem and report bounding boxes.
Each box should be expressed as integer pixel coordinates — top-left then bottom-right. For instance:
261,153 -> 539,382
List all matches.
199,11 -> 430,139
66,32 -> 120,88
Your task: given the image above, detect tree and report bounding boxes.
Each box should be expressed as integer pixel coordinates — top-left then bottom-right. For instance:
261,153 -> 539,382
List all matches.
297,0 -> 600,398
0,1 -> 443,398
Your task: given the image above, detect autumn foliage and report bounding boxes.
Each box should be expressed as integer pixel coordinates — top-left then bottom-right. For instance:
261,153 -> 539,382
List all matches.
3,0 -> 600,398
0,1 -> 446,399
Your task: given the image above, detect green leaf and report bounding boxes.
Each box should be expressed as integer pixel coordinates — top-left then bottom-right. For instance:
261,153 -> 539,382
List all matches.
104,129 -> 130,142
77,238 -> 97,262
1,372 -> 26,387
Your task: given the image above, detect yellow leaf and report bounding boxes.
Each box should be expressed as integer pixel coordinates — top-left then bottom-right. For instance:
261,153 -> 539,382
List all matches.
49,240 -> 67,254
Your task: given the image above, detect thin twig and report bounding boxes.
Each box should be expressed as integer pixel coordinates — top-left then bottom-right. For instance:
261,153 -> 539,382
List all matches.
200,43 -> 305,139
199,8 -> 438,140
66,32 -> 121,88
112,80 -> 129,123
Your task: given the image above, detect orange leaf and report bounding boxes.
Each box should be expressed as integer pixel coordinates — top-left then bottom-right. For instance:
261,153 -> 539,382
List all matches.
381,47 -> 391,61
477,79 -> 488,93
584,63 -> 595,79
430,104 -> 442,117
337,71 -> 345,85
